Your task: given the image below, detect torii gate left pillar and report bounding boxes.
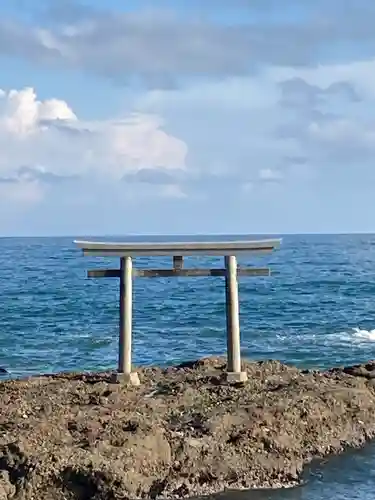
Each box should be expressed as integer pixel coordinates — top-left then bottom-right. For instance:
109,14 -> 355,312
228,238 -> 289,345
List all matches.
118,256 -> 139,385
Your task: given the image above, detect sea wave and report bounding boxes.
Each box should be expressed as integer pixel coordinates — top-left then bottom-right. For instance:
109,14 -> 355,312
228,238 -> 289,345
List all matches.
334,327 -> 375,344
351,327 -> 375,342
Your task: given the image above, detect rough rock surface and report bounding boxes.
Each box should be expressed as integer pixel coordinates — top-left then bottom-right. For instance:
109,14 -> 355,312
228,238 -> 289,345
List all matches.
1,357 -> 375,499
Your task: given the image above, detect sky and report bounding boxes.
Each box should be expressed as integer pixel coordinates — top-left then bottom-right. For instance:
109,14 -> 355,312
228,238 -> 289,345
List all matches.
1,0 -> 375,236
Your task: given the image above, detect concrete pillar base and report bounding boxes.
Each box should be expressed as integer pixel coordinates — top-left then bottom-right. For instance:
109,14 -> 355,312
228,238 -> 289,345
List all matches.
112,371 -> 140,386
226,371 -> 248,384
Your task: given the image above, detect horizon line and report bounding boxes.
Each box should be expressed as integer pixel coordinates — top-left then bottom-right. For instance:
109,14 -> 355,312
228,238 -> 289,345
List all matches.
1,231 -> 375,239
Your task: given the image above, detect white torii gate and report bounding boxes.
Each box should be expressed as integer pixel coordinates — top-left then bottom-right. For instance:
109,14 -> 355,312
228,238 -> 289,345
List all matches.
75,238 -> 281,385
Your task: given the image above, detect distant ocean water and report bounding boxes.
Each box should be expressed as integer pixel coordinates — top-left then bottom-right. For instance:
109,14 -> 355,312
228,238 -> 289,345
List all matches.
1,233 -> 375,499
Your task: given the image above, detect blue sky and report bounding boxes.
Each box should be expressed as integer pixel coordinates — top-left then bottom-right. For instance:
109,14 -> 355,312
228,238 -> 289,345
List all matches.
1,0 -> 375,236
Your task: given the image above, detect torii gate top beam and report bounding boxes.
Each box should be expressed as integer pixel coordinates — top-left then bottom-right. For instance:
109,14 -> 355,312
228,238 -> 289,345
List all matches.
74,238 -> 281,257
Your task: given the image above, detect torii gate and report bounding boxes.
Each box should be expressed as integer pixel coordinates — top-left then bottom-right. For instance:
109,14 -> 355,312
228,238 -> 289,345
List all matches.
75,238 -> 281,385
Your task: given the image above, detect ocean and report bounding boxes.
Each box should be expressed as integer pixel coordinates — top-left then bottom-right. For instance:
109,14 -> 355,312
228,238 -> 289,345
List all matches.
1,233 -> 375,499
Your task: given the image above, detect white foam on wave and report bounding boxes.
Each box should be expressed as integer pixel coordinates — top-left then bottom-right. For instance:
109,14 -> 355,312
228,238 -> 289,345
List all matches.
330,327 -> 375,344
351,327 -> 375,341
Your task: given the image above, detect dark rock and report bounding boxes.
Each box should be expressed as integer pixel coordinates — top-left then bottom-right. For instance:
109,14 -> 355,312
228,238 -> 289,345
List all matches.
0,367 -> 8,375
343,365 -> 370,377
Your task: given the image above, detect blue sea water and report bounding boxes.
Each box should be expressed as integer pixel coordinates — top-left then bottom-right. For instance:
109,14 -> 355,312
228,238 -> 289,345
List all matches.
1,233 -> 375,499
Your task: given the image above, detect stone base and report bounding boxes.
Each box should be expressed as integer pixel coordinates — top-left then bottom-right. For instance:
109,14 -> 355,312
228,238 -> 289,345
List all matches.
111,371 -> 140,386
226,371 -> 248,384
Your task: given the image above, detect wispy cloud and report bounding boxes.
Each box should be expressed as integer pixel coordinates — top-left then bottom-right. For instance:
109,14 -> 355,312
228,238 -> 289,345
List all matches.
2,1 -> 375,87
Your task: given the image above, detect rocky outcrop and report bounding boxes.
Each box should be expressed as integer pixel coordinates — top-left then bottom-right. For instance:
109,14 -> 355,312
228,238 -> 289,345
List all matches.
1,357 -> 375,499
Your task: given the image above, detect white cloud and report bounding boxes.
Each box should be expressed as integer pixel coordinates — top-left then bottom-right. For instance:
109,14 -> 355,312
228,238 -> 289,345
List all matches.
2,2 -> 375,234
133,58 -> 375,196
2,55 -> 375,233
2,55 -> 375,214
0,86 -> 187,193
1,87 -> 76,137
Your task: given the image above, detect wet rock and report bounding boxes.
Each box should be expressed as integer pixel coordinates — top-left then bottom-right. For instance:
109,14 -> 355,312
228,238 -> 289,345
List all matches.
1,358 -> 375,499
0,367 -> 8,375
343,365 -> 370,377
